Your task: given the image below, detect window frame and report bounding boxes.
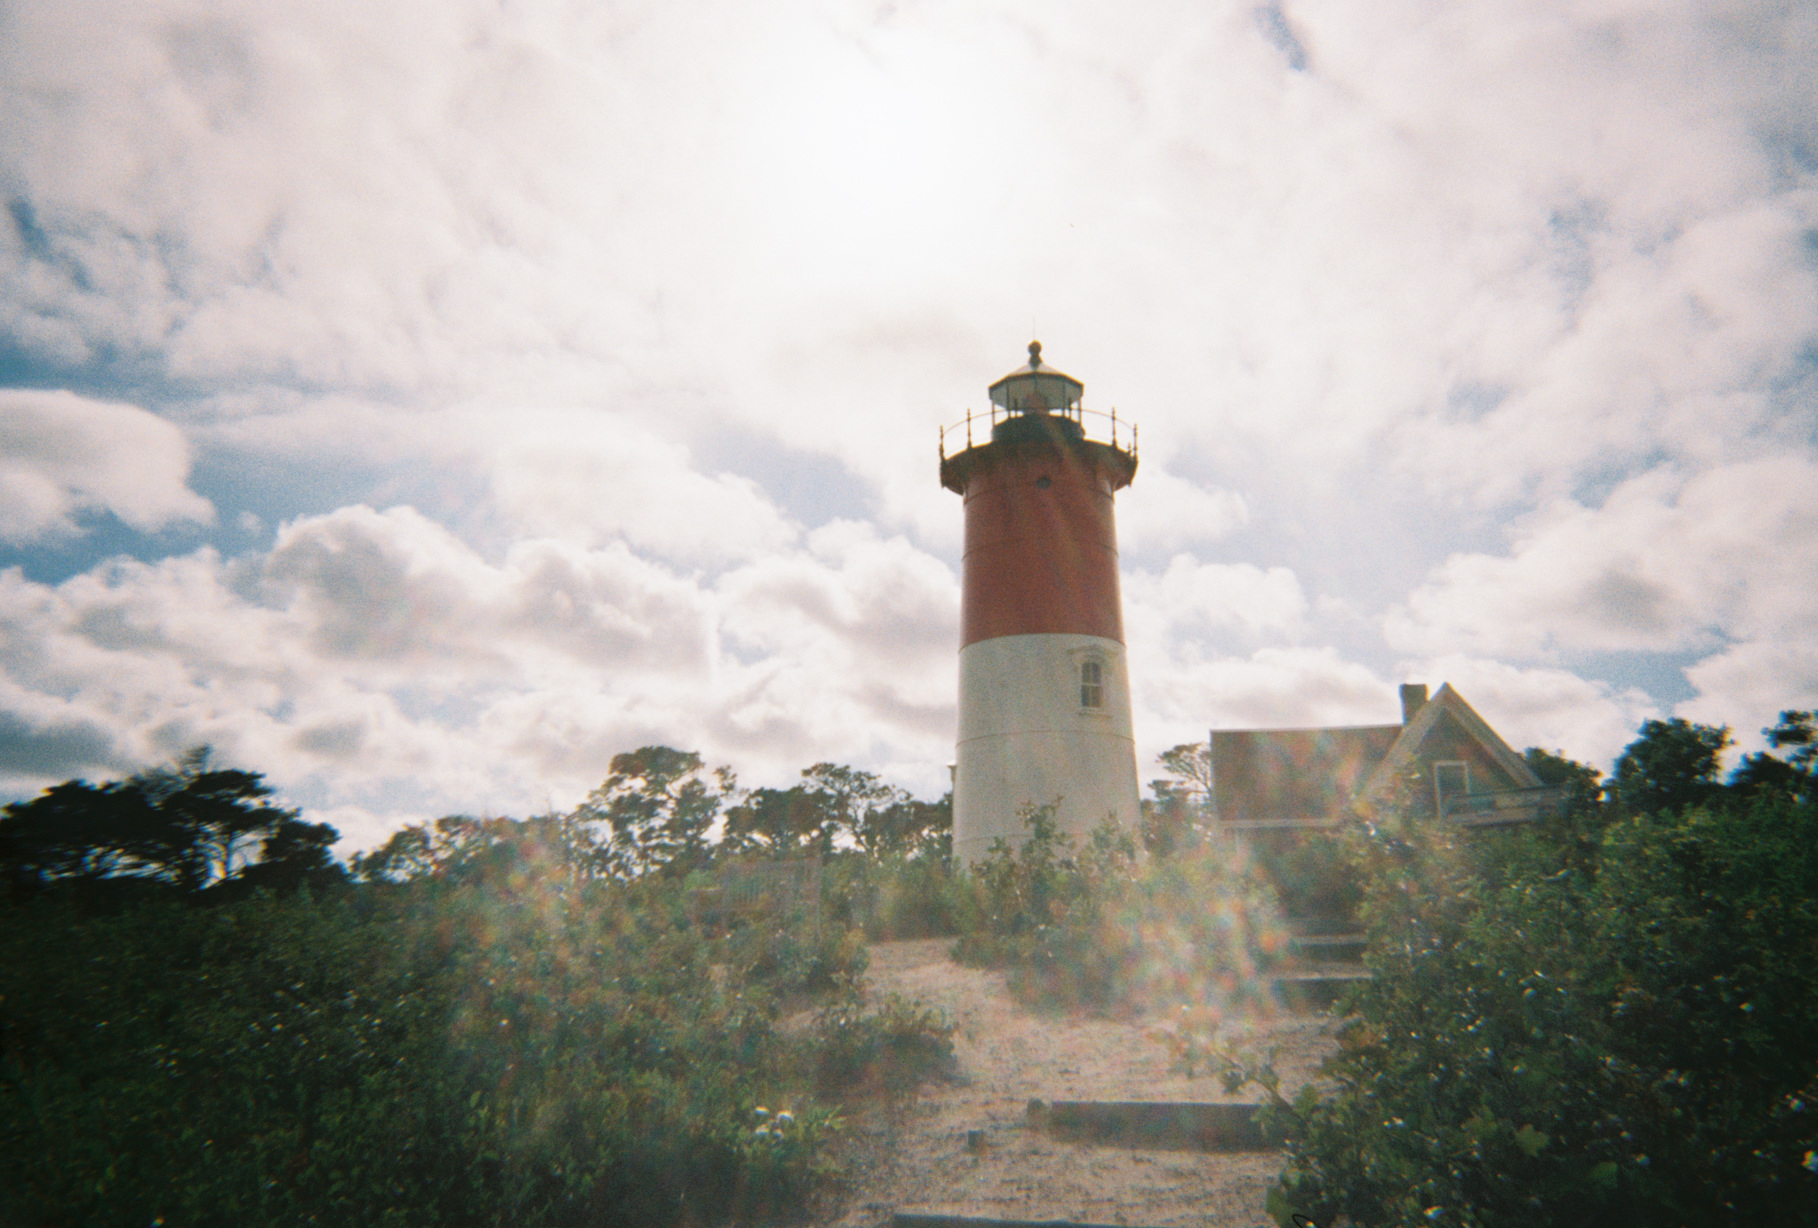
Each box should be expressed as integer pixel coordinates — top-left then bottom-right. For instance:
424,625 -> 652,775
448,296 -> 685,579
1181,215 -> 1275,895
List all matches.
1433,759 -> 1470,818
1078,658 -> 1104,711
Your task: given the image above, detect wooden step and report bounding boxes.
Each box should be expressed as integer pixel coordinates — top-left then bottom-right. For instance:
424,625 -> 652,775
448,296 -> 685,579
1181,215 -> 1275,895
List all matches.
1027,1098 -> 1283,1151
1271,966 -> 1370,1009
895,1214 -> 1174,1228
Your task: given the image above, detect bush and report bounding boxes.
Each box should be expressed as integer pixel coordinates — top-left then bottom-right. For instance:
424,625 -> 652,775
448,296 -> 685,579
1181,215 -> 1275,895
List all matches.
735,1103 -> 845,1219
808,992 -> 957,1097
0,873 -> 848,1228
715,904 -> 869,1002
1247,828 -> 1363,928
951,806 -> 1288,1013
857,852 -> 965,941
949,805 -> 1133,1007
0,891 -> 474,1227
1198,793 -> 1818,1227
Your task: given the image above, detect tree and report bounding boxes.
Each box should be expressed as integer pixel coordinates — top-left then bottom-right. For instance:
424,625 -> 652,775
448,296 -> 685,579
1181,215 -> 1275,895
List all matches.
0,748 -> 339,899
1145,742 -> 1216,856
723,764 -> 921,860
855,793 -> 951,862
1611,718 -> 1731,815
349,822 -> 441,884
1765,708 -> 1817,769
0,779 -> 181,894
721,787 -> 827,858
140,749 -> 334,891
222,813 -> 342,895
1522,747 -> 1605,810
1511,746 -> 1614,876
796,762 -> 918,860
350,813 -> 598,888
1730,710 -> 1816,801
573,747 -> 733,879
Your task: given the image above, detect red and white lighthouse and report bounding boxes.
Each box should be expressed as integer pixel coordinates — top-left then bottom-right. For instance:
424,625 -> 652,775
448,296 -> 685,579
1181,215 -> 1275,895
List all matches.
940,342 -> 1141,864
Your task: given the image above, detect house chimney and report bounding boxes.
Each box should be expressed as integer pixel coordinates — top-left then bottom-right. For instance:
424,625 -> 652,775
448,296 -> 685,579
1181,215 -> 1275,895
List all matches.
1400,683 -> 1428,725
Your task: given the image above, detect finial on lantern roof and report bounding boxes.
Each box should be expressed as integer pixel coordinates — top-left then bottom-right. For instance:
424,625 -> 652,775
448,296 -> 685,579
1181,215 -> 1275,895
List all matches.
1028,340 -> 1043,368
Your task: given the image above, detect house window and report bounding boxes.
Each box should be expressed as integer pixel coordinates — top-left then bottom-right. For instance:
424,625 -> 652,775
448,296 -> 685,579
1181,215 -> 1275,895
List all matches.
1079,659 -> 1103,709
1434,760 -> 1469,818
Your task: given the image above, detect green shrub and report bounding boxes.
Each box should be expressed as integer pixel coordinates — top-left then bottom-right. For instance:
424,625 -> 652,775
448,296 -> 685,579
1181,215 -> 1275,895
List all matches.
0,875 -> 848,1228
1197,793 -> 1818,1227
808,992 -> 956,1096
1248,828 -> 1363,928
948,805 -> 1132,1001
0,891 -> 475,1228
858,852 -> 965,940
951,806 -> 1287,1013
713,905 -> 868,1002
735,1103 -> 845,1218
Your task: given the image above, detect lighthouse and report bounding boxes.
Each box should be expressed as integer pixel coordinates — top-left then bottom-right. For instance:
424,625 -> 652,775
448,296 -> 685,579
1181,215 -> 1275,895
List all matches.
940,342 -> 1142,864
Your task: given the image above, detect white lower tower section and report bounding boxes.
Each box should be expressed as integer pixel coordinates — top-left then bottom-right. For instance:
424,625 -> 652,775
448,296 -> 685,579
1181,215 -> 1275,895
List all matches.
952,632 -> 1141,865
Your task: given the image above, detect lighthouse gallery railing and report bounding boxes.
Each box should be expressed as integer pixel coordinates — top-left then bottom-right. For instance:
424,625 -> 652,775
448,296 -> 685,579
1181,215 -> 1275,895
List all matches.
939,404 -> 1137,463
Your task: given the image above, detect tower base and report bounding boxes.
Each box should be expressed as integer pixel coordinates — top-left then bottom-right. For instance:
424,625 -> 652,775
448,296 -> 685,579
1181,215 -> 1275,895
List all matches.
953,633 -> 1141,865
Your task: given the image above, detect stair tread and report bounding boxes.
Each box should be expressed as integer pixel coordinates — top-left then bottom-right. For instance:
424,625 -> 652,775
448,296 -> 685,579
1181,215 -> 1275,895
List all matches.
894,1212 -> 1180,1228
1029,1098 -> 1284,1151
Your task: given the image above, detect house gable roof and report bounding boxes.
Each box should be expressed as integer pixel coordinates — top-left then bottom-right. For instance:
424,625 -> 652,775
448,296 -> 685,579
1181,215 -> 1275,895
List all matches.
1354,683 -> 1543,817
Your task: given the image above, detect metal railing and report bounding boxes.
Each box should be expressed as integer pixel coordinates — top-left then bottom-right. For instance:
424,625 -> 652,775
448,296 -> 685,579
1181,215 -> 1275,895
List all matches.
686,858 -> 823,934
1440,784 -> 1572,827
1215,784 -> 1575,831
939,404 -> 1138,461
1216,815 -> 1346,831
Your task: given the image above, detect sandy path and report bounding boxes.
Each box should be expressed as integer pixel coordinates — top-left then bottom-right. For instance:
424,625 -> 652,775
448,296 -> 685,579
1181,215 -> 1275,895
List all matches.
811,939 -> 1337,1228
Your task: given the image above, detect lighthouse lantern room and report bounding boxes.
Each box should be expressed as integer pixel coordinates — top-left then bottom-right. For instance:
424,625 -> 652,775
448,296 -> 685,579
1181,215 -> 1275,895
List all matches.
940,342 -> 1142,864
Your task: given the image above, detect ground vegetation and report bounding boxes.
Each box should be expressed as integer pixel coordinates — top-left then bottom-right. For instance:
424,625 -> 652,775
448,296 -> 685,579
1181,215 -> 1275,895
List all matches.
12,713 -> 1812,1226
1184,714 -> 1818,1226
948,802 -> 1288,1013
0,749 -> 954,1228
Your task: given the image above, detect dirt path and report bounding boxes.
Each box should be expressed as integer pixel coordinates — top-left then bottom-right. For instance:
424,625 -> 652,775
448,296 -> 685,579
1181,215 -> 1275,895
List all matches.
811,939 -> 1337,1228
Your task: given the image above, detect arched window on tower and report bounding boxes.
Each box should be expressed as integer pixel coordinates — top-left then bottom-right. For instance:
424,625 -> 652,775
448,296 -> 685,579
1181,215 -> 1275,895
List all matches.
1079,659 -> 1104,709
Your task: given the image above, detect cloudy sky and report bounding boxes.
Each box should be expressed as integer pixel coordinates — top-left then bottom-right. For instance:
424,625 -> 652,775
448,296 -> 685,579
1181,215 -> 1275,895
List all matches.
3,0 -> 1815,850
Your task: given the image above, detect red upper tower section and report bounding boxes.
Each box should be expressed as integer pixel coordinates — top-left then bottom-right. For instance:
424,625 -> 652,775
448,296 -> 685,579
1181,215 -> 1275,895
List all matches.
939,343 -> 1139,649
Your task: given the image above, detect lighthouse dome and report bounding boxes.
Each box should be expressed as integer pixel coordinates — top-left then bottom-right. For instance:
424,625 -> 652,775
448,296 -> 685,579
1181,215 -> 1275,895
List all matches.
988,341 -> 1083,414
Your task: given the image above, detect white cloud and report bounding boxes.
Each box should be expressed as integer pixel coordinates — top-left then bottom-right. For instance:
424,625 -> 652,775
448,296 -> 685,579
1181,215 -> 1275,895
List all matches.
4,0 -> 1818,834
1125,554 -> 1306,643
709,520 -> 959,791
1117,468 -> 1249,555
1388,197 -> 1818,508
263,505 -> 509,669
1132,643 -> 1399,766
0,669 -> 129,777
3,0 -> 727,389
478,407 -> 800,565
1387,458 -> 1818,660
1680,641 -> 1818,754
0,390 -> 213,541
0,502 -> 963,837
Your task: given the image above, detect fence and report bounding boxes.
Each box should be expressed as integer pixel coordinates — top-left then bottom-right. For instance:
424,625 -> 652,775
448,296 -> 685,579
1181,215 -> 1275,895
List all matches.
687,857 -> 823,933
1440,784 -> 1572,827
